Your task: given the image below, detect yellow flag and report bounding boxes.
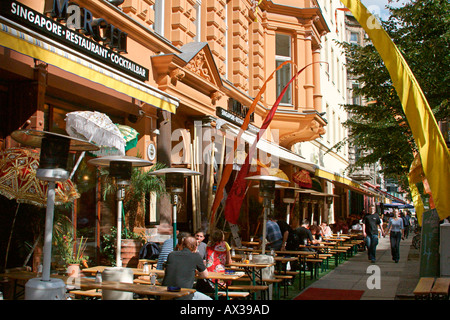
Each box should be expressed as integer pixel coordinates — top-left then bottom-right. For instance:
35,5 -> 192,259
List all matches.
340,0 -> 450,220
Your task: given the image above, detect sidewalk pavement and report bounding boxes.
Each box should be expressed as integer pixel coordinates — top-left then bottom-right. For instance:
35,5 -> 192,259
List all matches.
301,233 -> 420,300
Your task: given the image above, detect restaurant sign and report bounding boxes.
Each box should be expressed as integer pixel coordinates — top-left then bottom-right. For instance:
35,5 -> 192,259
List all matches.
216,107 -> 259,134
0,0 -> 149,81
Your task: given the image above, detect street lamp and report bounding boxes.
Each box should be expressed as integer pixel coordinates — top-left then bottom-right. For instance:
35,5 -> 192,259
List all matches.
11,129 -> 98,300
148,168 -> 201,248
245,175 -> 290,255
88,156 -> 153,268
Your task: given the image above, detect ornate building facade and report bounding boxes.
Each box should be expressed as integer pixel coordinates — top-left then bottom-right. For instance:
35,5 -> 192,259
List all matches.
1,0 -> 336,261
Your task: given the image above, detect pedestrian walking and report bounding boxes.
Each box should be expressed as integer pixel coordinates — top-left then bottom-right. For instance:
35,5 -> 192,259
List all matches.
388,209 -> 404,263
362,204 -> 385,263
400,210 -> 410,238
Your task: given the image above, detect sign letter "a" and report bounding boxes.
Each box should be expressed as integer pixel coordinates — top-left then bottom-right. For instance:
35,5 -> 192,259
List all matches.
366,265 -> 381,289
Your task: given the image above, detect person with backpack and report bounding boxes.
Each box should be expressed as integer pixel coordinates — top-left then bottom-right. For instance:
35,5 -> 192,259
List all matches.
400,211 -> 411,239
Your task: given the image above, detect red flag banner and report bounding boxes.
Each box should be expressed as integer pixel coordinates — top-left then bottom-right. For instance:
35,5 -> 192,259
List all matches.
209,61 -> 294,226
224,62 -> 321,224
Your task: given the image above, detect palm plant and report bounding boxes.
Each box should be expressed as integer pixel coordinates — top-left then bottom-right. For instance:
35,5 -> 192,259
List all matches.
101,161 -> 167,235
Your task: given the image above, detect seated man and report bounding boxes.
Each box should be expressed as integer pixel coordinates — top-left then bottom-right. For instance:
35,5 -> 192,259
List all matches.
262,214 -> 283,251
295,219 -> 320,252
162,236 -> 212,300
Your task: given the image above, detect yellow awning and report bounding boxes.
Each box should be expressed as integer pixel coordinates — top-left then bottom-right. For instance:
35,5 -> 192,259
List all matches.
314,168 -> 360,189
0,22 -> 178,114
314,168 -> 377,197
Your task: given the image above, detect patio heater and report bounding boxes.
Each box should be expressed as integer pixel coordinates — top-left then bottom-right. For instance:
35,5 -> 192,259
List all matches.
87,156 -> 152,268
148,168 -> 201,248
245,175 -> 290,255
11,129 -> 98,300
276,185 -> 301,225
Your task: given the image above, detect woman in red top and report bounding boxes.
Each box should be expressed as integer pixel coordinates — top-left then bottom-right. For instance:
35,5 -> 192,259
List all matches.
195,229 -> 232,294
206,229 -> 232,272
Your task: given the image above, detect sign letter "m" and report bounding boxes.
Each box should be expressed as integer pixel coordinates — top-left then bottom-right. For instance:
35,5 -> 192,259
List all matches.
44,0 -> 70,21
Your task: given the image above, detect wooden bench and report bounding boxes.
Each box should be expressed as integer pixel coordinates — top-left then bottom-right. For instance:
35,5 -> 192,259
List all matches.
274,270 -> 298,277
318,254 -> 332,270
305,258 -> 324,279
273,274 -> 294,297
237,276 -> 283,299
69,289 -> 102,300
218,291 -> 250,300
228,284 -> 268,292
430,278 -> 450,300
413,277 -> 436,300
329,249 -> 347,265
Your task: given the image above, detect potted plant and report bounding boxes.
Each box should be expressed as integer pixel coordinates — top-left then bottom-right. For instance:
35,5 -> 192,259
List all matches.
53,217 -> 89,277
101,227 -> 144,267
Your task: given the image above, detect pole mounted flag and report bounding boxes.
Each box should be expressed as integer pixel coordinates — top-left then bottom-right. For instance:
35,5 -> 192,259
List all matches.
340,0 -> 450,221
224,62 -> 321,225
209,61 -> 294,226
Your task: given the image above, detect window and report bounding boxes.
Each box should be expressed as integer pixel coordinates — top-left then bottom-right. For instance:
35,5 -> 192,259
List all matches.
153,0 -> 164,36
326,103 -> 330,143
352,82 -> 361,105
350,32 -> 358,44
193,0 -> 201,42
275,33 -> 292,105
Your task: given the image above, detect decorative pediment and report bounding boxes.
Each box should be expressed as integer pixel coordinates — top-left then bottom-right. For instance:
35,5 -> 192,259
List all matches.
151,42 -> 223,102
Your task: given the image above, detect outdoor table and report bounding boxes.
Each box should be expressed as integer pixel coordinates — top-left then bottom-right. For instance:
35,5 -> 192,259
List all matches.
227,261 -> 274,300
274,256 -> 298,278
82,266 -> 242,300
77,278 -> 195,300
325,237 -> 349,242
0,271 -> 68,300
240,241 -> 260,248
81,266 -> 165,278
129,270 -> 243,300
203,271 -> 244,300
274,256 -> 297,267
137,259 -> 158,269
273,250 -> 318,289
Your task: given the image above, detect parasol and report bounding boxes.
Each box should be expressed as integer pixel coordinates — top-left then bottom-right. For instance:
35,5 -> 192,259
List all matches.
267,168 -> 290,184
0,147 -> 79,206
65,111 -> 126,178
0,147 -> 80,271
117,124 -> 139,151
292,169 -> 313,188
